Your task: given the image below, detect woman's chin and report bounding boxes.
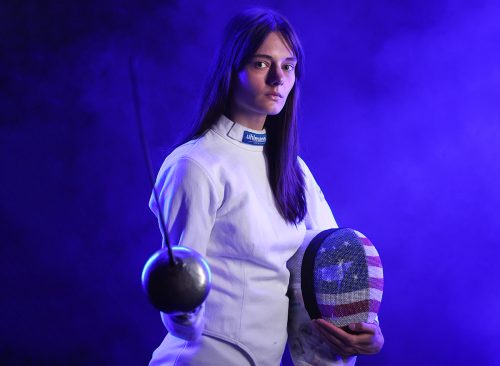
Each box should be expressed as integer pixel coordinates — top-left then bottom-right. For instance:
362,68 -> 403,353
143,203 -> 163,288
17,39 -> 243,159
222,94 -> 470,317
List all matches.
266,106 -> 285,116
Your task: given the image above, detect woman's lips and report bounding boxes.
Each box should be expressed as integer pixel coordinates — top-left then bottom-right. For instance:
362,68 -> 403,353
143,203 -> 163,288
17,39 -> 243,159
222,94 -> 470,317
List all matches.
266,92 -> 282,101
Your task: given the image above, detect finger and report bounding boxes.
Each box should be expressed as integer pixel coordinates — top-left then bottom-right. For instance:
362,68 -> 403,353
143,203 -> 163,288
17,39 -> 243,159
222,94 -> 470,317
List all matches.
318,328 -> 380,355
314,321 -> 349,348
315,332 -> 343,355
313,321 -> 357,353
348,322 -> 377,334
315,320 -> 378,349
314,319 -> 354,344
314,324 -> 357,357
314,320 -> 383,355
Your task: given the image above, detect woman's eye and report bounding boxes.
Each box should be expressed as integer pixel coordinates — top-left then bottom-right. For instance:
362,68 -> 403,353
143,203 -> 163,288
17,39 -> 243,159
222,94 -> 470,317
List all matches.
255,61 -> 268,69
284,64 -> 295,72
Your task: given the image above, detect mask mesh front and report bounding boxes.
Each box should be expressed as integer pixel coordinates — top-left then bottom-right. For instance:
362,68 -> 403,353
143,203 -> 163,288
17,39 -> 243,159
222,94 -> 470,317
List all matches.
316,230 -> 372,326
299,228 -> 383,327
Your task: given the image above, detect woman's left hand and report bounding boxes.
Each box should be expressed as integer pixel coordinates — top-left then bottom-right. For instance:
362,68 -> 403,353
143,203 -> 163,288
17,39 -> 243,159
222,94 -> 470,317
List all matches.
313,319 -> 384,357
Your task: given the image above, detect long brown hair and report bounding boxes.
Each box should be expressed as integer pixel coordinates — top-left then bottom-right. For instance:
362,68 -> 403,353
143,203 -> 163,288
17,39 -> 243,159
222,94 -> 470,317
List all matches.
185,8 -> 306,224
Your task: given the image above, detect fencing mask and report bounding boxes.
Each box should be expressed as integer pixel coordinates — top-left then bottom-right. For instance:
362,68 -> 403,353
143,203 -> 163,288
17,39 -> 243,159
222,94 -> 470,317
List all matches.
286,228 -> 383,364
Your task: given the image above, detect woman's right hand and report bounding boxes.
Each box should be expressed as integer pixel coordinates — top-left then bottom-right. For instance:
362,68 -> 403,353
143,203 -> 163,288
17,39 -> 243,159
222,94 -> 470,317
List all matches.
161,303 -> 205,341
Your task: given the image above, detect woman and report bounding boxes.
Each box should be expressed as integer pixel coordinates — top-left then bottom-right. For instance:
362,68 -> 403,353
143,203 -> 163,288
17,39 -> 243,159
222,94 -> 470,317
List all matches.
148,8 -> 383,366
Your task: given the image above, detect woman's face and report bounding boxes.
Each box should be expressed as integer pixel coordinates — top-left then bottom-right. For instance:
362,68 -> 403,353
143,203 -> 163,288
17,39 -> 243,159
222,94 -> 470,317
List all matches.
230,31 -> 297,128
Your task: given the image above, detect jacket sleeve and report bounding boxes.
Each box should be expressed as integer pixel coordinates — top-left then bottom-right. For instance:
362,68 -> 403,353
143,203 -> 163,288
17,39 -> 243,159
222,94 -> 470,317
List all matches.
298,157 -> 338,230
286,159 -> 359,366
149,156 -> 220,340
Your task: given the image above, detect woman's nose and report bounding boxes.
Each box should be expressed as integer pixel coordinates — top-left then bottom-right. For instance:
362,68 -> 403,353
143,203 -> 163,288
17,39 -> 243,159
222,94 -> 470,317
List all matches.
267,65 -> 284,86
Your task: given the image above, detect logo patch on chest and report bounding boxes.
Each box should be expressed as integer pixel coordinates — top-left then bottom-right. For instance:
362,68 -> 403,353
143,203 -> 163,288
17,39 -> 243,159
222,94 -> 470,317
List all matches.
242,131 -> 266,145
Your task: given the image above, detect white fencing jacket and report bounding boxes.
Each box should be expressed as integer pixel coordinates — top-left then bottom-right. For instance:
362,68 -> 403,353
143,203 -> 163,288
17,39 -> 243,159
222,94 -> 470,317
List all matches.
149,115 -> 342,365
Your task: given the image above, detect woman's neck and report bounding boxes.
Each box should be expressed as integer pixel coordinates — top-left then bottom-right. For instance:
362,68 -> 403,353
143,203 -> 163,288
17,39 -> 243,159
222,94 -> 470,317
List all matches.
226,111 -> 266,131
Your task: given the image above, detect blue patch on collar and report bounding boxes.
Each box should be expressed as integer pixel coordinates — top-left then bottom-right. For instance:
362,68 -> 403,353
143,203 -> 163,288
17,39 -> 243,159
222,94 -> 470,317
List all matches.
242,131 -> 267,145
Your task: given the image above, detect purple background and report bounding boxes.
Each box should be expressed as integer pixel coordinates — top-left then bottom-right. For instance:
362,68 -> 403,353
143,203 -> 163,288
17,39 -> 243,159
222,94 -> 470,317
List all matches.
2,0 -> 499,365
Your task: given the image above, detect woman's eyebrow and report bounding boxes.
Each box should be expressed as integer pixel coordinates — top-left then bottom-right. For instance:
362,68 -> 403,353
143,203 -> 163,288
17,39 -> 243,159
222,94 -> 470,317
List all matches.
252,54 -> 297,62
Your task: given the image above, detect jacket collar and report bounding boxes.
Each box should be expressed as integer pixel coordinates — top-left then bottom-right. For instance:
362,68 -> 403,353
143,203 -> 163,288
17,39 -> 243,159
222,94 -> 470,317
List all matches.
211,115 -> 267,152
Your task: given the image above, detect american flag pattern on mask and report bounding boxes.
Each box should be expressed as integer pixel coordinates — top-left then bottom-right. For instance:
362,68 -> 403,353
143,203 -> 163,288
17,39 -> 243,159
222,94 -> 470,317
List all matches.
311,229 -> 383,327
286,229 -> 383,364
